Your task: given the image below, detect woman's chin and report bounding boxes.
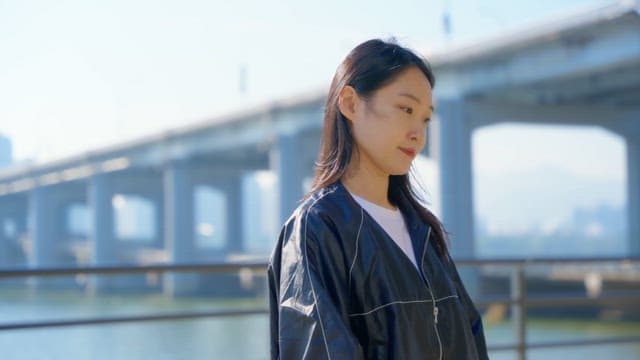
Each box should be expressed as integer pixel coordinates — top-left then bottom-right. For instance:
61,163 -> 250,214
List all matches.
389,167 -> 411,176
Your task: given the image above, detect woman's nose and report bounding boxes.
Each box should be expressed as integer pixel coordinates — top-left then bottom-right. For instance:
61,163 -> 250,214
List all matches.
409,127 -> 423,142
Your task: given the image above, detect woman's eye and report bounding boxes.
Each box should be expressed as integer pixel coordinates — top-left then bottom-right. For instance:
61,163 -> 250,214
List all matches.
402,107 -> 413,114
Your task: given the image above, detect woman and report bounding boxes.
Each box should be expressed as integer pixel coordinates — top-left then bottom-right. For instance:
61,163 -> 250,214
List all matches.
268,38 -> 489,359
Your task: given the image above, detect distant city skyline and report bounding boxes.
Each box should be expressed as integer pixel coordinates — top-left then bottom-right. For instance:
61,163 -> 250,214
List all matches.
473,123 -> 625,235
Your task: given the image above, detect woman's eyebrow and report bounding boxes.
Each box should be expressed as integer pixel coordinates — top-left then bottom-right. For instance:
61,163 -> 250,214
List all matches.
398,92 -> 435,111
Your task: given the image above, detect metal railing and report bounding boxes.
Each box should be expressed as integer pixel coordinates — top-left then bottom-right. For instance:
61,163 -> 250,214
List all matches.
457,256 -> 640,359
1,257 -> 640,359
0,262 -> 269,330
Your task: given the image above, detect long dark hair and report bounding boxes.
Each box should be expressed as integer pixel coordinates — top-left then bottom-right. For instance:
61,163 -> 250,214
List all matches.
309,38 -> 449,256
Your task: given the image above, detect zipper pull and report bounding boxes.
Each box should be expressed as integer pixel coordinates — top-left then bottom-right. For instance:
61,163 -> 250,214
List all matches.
433,306 -> 439,324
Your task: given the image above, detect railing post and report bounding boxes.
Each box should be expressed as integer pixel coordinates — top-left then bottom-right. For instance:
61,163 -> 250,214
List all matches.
511,265 -> 527,360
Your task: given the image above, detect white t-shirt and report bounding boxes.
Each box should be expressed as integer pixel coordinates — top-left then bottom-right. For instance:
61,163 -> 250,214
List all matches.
350,193 -> 419,270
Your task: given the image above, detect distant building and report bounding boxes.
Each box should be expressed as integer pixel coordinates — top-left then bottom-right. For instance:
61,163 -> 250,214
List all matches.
0,134 -> 12,168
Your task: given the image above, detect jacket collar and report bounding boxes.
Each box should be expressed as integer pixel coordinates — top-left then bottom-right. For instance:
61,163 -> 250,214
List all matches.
331,180 -> 430,237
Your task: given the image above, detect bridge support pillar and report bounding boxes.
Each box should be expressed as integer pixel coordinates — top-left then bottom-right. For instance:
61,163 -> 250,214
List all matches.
27,186 -> 63,290
10,205 -> 28,268
438,98 -> 476,259
87,173 -> 116,294
152,193 -> 165,250
163,161 -> 197,296
29,187 -> 56,268
271,134 -> 306,226
627,134 -> 640,256
0,209 -> 9,267
0,202 -> 27,284
221,176 -> 244,255
437,98 -> 480,296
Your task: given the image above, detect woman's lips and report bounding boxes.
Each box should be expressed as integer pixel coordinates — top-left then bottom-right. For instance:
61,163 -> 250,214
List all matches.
399,147 -> 416,157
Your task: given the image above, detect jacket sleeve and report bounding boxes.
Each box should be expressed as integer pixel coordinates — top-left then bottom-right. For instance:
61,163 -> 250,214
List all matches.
268,211 -> 365,360
445,253 -> 490,360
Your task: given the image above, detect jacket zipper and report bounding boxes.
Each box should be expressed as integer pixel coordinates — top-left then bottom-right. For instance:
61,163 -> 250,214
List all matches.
421,227 -> 443,360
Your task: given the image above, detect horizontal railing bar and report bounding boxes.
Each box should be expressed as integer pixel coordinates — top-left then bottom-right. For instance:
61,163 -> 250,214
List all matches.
475,292 -> 640,308
0,308 -> 270,331
1,256 -> 638,279
2,256 -> 640,356
488,335 -> 640,352
455,256 -> 640,266
527,293 -> 640,307
0,261 -> 269,278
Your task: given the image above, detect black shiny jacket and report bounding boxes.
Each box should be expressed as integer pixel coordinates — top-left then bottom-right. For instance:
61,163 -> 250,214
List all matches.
268,182 -> 489,359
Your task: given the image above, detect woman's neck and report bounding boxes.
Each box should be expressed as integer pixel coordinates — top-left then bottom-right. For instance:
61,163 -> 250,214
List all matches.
341,158 -> 395,210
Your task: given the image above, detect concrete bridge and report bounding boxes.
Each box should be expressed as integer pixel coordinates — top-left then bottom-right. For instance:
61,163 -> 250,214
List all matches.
0,1 -> 638,295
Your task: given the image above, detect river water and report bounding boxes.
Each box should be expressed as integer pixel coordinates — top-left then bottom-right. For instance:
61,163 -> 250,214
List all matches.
1,289 -> 639,359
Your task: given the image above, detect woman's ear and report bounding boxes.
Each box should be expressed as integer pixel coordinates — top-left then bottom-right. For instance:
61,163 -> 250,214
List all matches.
338,85 -> 360,124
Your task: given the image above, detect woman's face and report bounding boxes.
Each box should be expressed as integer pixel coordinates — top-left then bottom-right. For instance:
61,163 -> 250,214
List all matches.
346,66 -> 433,177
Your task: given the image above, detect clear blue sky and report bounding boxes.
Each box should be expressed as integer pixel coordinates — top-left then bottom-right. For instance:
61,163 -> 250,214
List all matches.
0,0 -> 626,235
